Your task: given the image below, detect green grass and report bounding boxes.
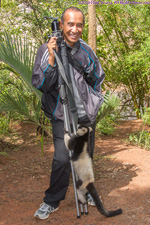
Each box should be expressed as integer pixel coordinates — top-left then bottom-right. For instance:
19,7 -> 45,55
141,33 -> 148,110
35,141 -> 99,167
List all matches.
129,130 -> 150,150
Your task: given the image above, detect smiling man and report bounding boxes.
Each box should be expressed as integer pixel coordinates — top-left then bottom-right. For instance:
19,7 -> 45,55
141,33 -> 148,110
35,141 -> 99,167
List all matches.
61,8 -> 84,46
32,6 -> 105,220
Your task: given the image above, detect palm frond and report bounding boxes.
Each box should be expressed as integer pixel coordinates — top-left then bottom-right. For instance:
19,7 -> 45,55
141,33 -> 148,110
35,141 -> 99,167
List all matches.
0,91 -> 51,136
97,90 -> 120,121
0,91 -> 40,125
0,63 -> 19,76
0,31 -> 41,100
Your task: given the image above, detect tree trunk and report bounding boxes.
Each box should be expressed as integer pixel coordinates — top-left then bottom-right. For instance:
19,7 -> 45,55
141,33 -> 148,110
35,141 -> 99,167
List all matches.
88,4 -> 97,53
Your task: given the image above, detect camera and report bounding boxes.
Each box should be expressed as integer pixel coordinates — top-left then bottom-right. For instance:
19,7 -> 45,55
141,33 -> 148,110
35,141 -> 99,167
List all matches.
43,16 -> 62,39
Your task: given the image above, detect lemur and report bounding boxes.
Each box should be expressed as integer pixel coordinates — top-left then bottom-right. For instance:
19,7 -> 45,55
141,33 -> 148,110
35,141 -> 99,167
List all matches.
64,125 -> 122,217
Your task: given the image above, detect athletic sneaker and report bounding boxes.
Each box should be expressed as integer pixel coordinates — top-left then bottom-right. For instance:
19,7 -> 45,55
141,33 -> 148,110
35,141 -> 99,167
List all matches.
34,202 -> 59,220
87,193 -> 96,206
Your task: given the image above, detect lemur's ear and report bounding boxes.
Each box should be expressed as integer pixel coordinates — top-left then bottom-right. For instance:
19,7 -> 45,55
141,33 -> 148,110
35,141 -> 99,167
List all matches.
89,127 -> 93,132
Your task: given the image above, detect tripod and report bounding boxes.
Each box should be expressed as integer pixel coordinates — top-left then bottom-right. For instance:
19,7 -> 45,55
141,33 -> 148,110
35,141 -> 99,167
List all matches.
54,38 -> 88,218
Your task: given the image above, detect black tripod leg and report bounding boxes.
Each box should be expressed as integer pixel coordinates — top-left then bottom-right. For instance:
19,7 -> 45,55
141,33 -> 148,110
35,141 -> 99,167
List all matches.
69,151 -> 80,218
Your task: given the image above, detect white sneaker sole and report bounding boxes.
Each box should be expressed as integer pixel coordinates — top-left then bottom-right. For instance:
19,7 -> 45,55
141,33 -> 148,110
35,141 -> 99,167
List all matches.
34,207 -> 59,220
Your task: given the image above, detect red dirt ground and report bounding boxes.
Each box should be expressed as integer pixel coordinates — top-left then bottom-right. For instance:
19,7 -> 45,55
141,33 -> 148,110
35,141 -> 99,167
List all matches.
0,120 -> 150,225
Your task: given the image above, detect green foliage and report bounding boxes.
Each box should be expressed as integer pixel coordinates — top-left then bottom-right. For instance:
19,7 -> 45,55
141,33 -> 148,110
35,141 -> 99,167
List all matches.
0,90 -> 40,123
0,32 -> 41,100
97,114 -> 116,136
142,108 -> 150,126
0,114 -> 12,136
96,4 -> 150,117
129,130 -> 150,150
97,90 -> 120,121
0,152 -> 9,157
96,90 -> 120,135
0,32 -> 51,136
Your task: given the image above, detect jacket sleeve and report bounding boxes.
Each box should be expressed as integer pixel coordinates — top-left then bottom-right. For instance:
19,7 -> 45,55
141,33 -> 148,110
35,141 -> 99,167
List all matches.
32,44 -> 58,93
84,51 -> 105,93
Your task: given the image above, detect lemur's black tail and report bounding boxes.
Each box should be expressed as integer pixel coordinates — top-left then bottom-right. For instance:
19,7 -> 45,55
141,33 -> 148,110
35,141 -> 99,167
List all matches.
86,183 -> 122,217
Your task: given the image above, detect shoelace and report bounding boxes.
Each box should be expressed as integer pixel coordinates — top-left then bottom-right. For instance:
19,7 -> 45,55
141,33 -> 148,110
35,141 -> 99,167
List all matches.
40,203 -> 55,212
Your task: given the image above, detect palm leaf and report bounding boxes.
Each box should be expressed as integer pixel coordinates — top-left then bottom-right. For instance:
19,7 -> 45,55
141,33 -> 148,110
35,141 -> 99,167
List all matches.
97,90 -> 120,121
0,91 -> 37,122
0,91 -> 51,136
0,31 -> 41,100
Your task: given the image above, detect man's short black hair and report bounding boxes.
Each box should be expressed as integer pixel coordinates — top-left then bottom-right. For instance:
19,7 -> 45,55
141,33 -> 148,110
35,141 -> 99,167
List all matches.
61,7 -> 85,25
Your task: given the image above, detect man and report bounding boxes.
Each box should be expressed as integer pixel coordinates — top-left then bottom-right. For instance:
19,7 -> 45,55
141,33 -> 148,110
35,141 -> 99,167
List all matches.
32,6 -> 105,220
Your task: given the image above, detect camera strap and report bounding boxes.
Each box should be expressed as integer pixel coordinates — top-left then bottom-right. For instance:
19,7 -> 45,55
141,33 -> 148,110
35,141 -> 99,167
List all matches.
67,51 -> 86,78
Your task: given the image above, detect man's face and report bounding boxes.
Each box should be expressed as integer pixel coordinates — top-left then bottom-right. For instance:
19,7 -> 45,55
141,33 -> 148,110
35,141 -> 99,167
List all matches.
61,10 -> 84,47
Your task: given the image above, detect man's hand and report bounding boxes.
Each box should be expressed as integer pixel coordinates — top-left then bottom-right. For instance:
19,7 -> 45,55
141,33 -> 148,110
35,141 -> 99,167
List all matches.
47,37 -> 58,66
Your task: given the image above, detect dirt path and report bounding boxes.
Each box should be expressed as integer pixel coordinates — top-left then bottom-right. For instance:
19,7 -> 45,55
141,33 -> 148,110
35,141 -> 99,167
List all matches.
0,120 -> 150,225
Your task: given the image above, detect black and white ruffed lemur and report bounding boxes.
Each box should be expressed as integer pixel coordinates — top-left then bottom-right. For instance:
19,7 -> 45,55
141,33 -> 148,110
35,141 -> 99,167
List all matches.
64,125 -> 122,217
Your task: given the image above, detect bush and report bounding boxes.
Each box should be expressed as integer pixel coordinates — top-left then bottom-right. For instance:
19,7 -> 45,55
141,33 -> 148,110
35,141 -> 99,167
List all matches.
142,108 -> 150,126
96,90 -> 120,135
0,114 -> 12,136
129,130 -> 150,150
96,114 -> 117,135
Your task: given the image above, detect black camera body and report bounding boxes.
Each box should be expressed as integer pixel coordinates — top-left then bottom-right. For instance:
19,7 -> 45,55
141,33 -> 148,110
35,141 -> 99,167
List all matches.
51,18 -> 61,37
43,16 -> 62,40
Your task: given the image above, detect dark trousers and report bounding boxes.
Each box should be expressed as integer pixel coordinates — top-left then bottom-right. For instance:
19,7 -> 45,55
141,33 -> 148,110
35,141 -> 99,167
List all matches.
44,117 -> 96,207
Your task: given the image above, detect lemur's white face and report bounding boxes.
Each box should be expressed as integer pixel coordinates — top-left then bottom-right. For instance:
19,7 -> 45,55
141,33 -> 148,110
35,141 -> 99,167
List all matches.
76,126 -> 93,136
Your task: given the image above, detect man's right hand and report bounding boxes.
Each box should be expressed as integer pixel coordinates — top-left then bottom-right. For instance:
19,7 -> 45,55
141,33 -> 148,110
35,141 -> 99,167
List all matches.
47,37 -> 58,66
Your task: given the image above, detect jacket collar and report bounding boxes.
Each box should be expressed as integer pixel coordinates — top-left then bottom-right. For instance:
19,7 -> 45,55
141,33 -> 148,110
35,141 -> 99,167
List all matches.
66,40 -> 80,55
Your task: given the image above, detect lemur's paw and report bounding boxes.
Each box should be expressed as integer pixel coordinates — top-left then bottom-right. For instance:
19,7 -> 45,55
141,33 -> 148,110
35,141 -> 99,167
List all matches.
64,133 -> 71,150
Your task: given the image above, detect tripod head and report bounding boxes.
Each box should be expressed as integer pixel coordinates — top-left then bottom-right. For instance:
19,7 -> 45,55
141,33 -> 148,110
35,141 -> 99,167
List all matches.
43,16 -> 62,39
